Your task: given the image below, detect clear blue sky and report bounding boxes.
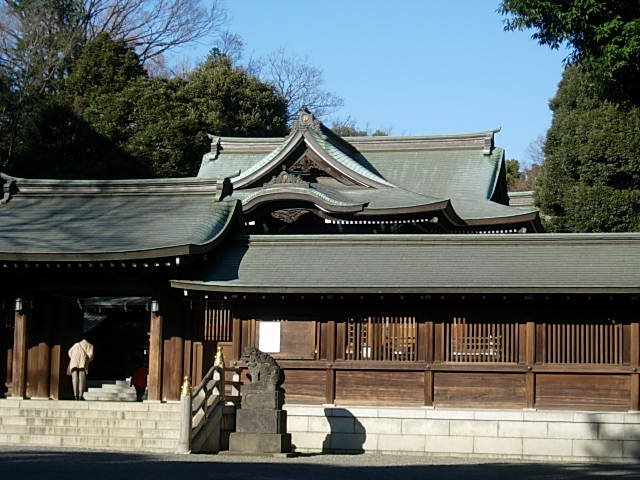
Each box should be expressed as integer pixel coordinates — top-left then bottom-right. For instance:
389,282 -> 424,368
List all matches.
184,1 -> 570,165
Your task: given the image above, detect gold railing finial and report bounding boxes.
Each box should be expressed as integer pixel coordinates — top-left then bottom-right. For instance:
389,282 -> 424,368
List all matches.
214,345 -> 225,368
181,376 -> 192,397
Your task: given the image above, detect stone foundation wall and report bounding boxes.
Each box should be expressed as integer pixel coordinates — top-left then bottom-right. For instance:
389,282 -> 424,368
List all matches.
285,405 -> 640,461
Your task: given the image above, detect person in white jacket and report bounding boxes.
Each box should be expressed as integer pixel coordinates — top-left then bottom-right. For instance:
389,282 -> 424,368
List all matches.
68,339 -> 94,400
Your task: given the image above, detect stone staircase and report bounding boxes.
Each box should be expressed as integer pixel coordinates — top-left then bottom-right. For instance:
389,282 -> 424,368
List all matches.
83,379 -> 139,402
0,398 -> 181,452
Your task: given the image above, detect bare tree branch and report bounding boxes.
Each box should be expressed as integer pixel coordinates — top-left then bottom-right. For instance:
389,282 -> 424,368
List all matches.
256,48 -> 343,122
82,0 -> 227,64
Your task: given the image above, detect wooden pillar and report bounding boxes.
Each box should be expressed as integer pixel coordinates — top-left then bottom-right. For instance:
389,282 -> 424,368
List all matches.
325,320 -> 336,404
29,342 -> 51,398
11,302 -> 28,398
147,309 -> 163,401
525,320 -> 536,409
420,321 -> 434,406
232,317 -> 242,361
630,322 -> 639,411
163,336 -> 184,401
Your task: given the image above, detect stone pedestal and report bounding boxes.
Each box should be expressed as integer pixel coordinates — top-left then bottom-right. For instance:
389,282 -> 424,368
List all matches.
228,388 -> 291,454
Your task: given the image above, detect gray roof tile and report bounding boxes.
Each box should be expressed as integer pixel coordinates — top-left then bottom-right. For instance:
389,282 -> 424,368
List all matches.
0,176 -> 238,260
172,233 -> 640,293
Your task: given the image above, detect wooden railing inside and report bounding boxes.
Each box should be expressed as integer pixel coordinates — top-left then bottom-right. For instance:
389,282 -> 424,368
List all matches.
345,316 -> 417,361
445,317 -> 520,363
543,322 -> 624,364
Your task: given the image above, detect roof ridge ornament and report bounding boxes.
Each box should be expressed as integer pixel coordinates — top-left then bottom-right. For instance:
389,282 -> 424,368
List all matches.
294,107 -> 321,133
0,176 -> 17,205
206,134 -> 222,159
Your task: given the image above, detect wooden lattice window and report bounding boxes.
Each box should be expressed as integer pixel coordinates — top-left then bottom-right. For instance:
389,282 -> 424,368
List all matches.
543,321 -> 625,364
204,303 -> 232,342
345,316 -> 417,361
445,316 -> 520,363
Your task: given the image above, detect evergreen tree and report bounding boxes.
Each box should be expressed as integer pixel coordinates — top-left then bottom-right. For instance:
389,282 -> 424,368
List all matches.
182,54 -> 288,138
537,66 -> 640,232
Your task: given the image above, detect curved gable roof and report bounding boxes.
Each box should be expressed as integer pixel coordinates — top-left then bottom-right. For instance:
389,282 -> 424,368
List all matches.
0,175 -> 240,261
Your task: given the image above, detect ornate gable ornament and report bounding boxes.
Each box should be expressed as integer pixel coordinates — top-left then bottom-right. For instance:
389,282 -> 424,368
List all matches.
271,208 -> 310,224
264,168 -> 308,186
290,154 -> 322,173
291,107 -> 323,136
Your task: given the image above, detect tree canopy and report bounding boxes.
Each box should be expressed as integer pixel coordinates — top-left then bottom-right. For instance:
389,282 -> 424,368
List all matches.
501,1 -> 640,232
535,65 -> 640,232
500,0 -> 640,103
1,34 -> 288,179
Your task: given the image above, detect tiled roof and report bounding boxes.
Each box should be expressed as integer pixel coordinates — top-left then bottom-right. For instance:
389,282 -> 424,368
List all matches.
172,233 -> 640,293
195,110 -> 536,225
0,175 -> 239,261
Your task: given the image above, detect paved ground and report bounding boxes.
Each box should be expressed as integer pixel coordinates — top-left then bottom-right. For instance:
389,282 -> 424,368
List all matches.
1,447 -> 640,480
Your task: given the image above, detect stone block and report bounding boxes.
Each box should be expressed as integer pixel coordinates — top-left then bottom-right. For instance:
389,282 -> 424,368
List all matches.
426,409 -> 475,420
401,418 -> 449,436
285,405 -> 328,416
624,413 -> 640,424
572,439 -> 622,458
242,390 -> 284,410
598,423 -> 624,440
474,437 -> 523,455
523,411 -> 573,422
290,431 -> 327,450
523,438 -> 572,457
378,433 -> 425,453
450,420 -> 498,437
377,407 -> 426,419
342,407 -> 379,418
623,424 -> 640,440
475,410 -> 523,421
326,432 -> 369,452
547,422 -> 597,439
235,409 -> 287,434
307,415 -> 331,433
357,417 -> 401,434
228,432 -> 291,454
573,412 -> 624,424
498,420 -> 547,438
425,435 -> 474,454
623,441 -> 640,458
285,415 -> 309,432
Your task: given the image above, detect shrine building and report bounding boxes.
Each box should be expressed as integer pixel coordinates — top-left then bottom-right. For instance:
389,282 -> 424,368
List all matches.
1,109 -> 639,414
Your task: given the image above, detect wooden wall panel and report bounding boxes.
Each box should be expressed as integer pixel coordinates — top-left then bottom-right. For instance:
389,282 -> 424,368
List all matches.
434,372 -> 526,408
535,374 -> 630,411
281,369 -> 326,404
162,336 -> 184,401
335,370 -> 424,405
26,342 -> 50,398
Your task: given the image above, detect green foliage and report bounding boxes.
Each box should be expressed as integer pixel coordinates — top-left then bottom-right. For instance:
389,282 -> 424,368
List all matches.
2,37 -> 288,179
506,158 -> 542,192
500,0 -> 640,102
182,55 -> 288,138
66,33 -> 147,99
330,117 -> 389,137
121,78 -> 201,177
536,66 -> 640,232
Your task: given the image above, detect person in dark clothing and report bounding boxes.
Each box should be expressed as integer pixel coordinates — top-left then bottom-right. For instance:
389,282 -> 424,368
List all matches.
131,363 -> 148,402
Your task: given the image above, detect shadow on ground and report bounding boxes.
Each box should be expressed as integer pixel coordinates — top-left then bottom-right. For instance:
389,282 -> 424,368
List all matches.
0,447 -> 639,480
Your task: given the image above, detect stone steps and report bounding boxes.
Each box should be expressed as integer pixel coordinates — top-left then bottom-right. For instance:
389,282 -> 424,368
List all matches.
83,379 -> 140,402
0,399 -> 181,453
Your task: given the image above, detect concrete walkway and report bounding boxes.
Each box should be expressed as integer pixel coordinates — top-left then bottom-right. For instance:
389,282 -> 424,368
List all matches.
1,447 -> 639,480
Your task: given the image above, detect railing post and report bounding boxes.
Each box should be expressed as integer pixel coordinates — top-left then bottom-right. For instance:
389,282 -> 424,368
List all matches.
177,376 -> 192,454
